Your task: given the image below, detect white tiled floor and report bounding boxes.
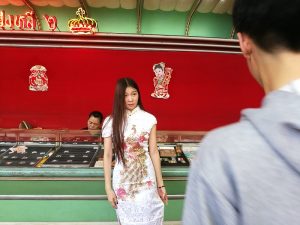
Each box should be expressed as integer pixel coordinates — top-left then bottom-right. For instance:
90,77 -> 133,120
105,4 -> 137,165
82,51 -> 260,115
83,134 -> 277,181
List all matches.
0,222 -> 180,225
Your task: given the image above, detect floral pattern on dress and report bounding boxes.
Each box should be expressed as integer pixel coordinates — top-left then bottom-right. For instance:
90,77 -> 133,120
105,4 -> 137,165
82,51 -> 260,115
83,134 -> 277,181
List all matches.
117,125 -> 153,199
146,179 -> 154,188
116,187 -> 127,200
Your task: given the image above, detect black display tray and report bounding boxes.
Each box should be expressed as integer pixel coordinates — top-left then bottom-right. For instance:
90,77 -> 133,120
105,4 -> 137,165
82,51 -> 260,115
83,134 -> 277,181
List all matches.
0,146 -> 11,155
42,146 -> 100,168
0,146 -> 54,167
159,145 -> 190,167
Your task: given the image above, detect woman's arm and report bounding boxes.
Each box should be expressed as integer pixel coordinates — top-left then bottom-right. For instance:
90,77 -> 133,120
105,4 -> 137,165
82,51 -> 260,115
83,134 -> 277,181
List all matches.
149,124 -> 168,204
103,136 -> 118,208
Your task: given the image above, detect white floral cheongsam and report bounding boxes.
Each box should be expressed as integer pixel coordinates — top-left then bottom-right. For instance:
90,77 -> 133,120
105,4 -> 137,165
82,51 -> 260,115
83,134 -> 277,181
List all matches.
102,106 -> 164,225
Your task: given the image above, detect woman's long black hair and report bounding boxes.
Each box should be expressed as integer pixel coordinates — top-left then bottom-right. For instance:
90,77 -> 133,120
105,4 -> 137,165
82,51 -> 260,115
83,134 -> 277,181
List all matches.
112,77 -> 144,165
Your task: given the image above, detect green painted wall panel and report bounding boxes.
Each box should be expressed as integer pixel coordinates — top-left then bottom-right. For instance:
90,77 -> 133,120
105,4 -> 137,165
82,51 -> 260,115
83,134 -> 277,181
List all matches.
89,8 -> 137,34
0,180 -> 186,195
189,13 -> 233,38
0,180 -> 105,195
0,199 -> 183,222
0,200 -> 117,222
0,178 -> 186,222
165,199 -> 184,221
142,10 -> 187,36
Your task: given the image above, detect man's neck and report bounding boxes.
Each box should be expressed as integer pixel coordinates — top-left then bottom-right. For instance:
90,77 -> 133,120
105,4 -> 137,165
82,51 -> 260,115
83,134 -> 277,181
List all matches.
258,50 -> 300,93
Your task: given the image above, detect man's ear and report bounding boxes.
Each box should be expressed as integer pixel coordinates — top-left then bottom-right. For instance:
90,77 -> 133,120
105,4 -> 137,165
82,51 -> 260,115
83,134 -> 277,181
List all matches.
237,32 -> 252,59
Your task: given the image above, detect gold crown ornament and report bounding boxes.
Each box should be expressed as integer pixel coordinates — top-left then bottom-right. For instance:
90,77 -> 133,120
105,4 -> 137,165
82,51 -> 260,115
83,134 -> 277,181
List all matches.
68,8 -> 97,34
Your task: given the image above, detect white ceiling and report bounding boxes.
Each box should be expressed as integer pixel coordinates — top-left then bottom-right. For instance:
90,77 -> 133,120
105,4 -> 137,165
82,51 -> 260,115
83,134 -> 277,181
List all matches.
0,0 -> 233,14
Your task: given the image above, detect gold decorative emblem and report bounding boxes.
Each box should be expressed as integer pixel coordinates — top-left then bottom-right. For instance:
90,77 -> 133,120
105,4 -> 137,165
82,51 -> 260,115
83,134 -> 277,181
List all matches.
29,65 -> 48,92
68,8 -> 97,34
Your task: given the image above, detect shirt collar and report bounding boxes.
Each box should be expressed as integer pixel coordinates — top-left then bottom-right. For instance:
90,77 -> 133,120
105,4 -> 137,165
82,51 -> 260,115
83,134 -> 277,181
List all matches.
126,105 -> 141,118
279,78 -> 300,95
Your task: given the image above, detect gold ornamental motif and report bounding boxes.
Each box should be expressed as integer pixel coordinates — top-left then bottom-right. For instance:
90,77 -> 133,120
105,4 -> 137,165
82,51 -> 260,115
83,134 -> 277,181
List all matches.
68,8 -> 97,34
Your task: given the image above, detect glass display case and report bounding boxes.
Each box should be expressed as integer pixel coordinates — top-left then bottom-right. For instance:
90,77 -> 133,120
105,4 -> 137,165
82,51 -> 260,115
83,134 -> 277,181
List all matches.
0,129 -> 102,168
0,129 -> 206,168
156,130 -> 206,166
0,129 -> 206,222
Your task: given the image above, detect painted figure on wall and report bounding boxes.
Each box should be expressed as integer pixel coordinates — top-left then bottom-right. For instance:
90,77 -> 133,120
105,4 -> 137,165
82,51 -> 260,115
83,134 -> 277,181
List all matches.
151,62 -> 172,99
29,65 -> 48,91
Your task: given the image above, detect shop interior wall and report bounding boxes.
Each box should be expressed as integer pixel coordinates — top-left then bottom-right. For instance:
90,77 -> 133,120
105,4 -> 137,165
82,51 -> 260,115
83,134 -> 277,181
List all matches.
0,46 -> 264,131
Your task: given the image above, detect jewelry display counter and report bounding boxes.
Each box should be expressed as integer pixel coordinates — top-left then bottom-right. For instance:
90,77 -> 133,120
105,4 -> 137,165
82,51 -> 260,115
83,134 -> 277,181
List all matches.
0,129 -> 205,222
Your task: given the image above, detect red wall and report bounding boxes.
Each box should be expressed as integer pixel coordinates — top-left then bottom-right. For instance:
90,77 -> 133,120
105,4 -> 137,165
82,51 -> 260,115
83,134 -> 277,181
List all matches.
0,47 -> 264,131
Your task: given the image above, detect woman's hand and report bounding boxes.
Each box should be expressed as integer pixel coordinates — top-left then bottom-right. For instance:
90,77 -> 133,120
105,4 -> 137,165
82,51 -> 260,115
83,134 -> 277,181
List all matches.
158,186 -> 168,205
107,189 -> 118,209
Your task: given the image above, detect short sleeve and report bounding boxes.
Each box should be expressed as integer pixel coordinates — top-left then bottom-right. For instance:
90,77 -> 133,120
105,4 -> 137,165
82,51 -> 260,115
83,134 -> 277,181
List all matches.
102,116 -> 112,138
145,113 -> 157,131
150,114 -> 157,127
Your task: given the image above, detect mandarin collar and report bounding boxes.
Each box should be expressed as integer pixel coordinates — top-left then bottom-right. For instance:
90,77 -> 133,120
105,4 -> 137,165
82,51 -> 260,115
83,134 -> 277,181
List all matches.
126,106 -> 141,118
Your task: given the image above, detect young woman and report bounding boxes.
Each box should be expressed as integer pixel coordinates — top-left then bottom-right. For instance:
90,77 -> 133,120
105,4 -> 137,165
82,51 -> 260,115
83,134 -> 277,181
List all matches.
102,77 -> 167,225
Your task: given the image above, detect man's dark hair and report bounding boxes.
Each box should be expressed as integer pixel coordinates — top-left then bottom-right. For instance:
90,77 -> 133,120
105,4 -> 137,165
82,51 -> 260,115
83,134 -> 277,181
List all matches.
232,0 -> 300,53
89,111 -> 103,124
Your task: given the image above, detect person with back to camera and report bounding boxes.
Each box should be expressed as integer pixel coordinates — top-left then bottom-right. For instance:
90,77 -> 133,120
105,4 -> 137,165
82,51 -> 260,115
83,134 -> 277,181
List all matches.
183,0 -> 300,224
83,111 -> 103,130
102,77 -> 168,225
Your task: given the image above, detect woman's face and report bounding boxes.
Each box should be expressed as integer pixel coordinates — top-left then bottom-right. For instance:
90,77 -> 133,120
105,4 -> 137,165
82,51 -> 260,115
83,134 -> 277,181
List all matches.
124,86 -> 139,111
